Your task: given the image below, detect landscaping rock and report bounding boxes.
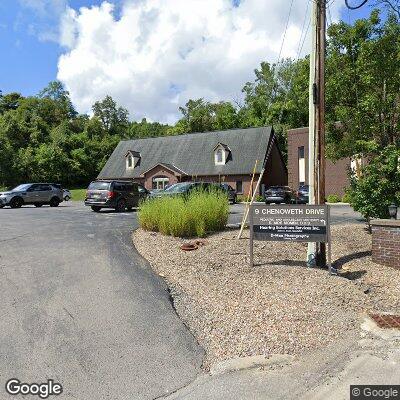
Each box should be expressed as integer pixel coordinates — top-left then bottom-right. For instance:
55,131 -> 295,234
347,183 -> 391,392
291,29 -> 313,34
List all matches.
132,225 -> 400,370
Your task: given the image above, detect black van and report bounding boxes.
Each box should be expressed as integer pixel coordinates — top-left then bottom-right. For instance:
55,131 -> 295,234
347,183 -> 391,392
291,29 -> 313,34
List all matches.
85,180 -> 149,212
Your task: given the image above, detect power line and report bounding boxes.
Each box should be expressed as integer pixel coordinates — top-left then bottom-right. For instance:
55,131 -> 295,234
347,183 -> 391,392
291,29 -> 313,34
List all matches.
277,1 -> 311,124
345,0 -> 368,10
277,0 -> 295,62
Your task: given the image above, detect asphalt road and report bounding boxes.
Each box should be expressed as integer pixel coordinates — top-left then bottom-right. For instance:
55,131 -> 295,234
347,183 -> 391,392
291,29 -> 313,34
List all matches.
0,201 -> 364,399
0,202 -> 203,399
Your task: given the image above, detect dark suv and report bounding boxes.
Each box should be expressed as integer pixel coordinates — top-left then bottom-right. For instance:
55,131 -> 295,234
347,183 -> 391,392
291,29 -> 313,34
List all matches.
217,183 -> 237,204
85,180 -> 149,212
264,186 -> 296,204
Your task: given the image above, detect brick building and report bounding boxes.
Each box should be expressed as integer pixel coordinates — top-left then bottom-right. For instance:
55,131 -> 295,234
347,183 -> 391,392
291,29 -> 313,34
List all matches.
98,126 -> 288,196
287,127 -> 351,197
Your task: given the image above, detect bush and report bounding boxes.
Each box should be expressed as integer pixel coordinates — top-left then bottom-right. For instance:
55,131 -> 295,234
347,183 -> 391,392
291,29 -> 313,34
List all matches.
347,146 -> 400,220
138,190 -> 229,237
327,194 -> 341,203
341,192 -> 351,203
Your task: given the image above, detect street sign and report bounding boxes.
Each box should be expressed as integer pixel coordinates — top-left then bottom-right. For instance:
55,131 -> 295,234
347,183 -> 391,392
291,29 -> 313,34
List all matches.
249,205 -> 332,272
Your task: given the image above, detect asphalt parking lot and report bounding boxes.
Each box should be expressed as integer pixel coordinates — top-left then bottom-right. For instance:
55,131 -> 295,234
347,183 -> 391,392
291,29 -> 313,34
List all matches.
0,201 -> 364,399
0,202 -> 203,400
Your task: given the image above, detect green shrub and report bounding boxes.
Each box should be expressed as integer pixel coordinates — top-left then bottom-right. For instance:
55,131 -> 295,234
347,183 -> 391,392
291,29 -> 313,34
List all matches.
327,194 -> 341,203
237,194 -> 264,203
348,146 -> 400,220
138,190 -> 229,237
341,192 -> 351,203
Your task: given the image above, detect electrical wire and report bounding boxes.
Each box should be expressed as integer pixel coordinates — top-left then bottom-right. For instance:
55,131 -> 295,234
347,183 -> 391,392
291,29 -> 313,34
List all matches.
345,0 -> 368,10
277,0 -> 295,62
277,1 -> 311,124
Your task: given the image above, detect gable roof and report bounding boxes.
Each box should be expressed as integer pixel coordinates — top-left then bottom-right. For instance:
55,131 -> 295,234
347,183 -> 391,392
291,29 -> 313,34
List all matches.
98,126 -> 274,179
213,142 -> 231,152
141,163 -> 188,177
125,150 -> 141,158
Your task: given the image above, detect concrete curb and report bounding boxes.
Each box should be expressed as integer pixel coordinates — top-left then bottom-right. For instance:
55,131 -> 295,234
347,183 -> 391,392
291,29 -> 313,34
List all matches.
210,354 -> 295,376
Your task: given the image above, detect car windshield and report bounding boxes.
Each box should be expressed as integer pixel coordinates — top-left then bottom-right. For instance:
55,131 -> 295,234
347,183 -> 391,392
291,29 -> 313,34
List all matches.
88,181 -> 111,190
164,183 -> 193,193
268,186 -> 284,190
299,185 -> 309,191
12,184 -> 31,192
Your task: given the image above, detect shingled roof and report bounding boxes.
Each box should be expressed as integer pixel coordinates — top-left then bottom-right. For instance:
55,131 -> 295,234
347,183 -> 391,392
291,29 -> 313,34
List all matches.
98,126 -> 274,179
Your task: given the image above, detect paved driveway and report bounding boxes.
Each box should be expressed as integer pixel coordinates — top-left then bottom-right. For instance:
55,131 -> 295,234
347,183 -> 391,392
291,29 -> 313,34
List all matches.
0,202 -> 203,399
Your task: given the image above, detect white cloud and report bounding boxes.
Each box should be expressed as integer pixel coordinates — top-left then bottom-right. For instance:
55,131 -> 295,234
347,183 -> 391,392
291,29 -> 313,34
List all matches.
18,0 -> 68,43
57,0 -> 343,123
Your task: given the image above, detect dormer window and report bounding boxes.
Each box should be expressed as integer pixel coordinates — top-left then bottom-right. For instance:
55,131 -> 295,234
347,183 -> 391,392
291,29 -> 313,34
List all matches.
213,143 -> 230,165
125,150 -> 141,170
216,149 -> 223,164
127,155 -> 133,168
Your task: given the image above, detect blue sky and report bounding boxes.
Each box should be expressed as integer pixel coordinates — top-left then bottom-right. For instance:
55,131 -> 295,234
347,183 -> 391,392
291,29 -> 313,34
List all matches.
0,0 -> 386,121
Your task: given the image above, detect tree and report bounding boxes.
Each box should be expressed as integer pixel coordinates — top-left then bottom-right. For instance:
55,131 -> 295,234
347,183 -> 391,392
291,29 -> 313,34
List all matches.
0,92 -> 23,114
348,145 -> 400,222
375,0 -> 400,18
325,10 -> 400,159
178,98 -> 216,133
38,80 -> 77,118
92,95 -> 129,135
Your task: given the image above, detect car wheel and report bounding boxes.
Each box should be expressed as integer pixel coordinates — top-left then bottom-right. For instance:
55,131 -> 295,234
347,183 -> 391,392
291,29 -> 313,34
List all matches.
10,197 -> 23,209
91,206 -> 101,212
115,199 -> 127,212
0,204 -> 4,209
64,195 -> 70,201
34,203 -> 43,207
127,206 -> 133,211
49,197 -> 60,207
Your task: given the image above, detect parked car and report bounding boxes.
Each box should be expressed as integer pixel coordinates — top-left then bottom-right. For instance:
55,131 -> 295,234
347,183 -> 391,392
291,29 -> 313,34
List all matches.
216,183 -> 237,204
84,180 -> 149,212
151,182 -> 233,201
264,186 -> 296,204
0,183 -> 64,208
296,184 -> 309,204
151,182 -> 200,199
63,189 -> 72,201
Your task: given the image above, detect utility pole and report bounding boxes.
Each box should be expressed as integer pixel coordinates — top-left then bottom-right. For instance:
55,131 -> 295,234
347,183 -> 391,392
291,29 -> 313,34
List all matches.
307,0 -> 326,267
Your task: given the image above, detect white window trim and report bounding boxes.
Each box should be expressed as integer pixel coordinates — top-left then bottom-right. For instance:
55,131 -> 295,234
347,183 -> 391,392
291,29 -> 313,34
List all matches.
214,147 -> 226,165
126,155 -> 134,170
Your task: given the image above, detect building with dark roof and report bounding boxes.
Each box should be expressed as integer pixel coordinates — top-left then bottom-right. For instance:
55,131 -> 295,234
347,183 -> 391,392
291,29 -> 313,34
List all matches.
98,126 -> 287,195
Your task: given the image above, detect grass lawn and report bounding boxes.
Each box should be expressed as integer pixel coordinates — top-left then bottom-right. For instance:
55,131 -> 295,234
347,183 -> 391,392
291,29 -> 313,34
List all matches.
70,188 -> 87,201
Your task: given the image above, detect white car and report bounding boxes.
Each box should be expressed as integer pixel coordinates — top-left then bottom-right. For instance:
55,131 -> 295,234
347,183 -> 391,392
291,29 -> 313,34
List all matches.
63,189 -> 72,201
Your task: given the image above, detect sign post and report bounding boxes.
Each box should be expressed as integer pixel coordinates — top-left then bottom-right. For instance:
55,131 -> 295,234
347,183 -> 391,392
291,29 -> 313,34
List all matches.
249,205 -> 333,273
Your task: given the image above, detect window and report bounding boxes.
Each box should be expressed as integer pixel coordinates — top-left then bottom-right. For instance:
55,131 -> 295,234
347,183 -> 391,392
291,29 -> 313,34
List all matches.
214,147 -> 226,165
126,155 -> 134,169
298,146 -> 305,186
152,176 -> 169,190
216,149 -> 223,163
236,181 -> 243,194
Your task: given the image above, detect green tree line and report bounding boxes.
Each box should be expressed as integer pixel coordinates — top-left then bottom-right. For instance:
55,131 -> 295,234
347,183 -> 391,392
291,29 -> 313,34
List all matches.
0,9 -> 398,195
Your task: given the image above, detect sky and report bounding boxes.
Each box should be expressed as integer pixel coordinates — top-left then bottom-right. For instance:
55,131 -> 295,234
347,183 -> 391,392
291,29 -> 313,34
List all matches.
0,0 -> 384,123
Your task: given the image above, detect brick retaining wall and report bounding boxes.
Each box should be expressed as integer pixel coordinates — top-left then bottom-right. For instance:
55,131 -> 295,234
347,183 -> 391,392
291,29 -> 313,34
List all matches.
371,220 -> 400,269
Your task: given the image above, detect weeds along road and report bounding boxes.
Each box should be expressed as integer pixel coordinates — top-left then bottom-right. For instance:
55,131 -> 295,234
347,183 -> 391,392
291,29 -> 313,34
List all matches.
0,202 -> 203,399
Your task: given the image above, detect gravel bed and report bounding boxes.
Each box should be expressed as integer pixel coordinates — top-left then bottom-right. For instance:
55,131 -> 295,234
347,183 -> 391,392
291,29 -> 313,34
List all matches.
132,224 -> 400,369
